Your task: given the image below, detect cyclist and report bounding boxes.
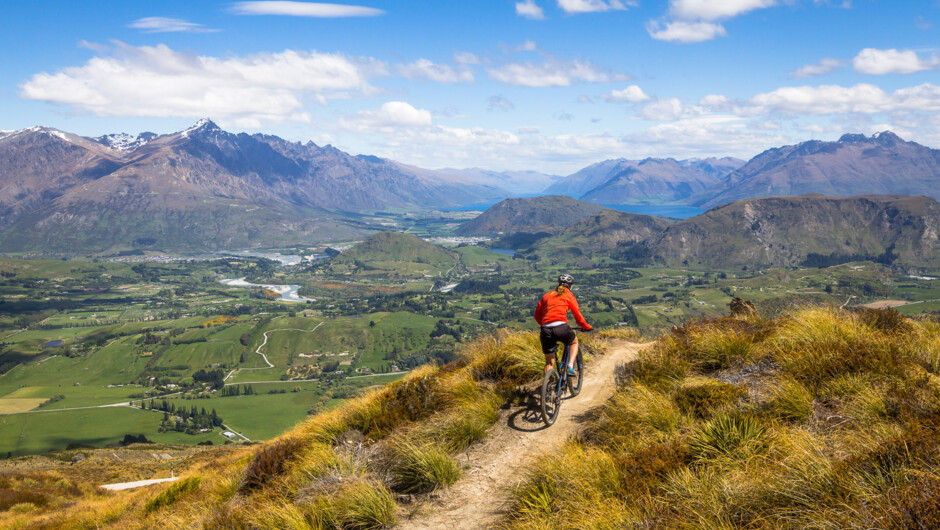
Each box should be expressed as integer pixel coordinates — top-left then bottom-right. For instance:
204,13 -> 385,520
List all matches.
534,273 -> 592,375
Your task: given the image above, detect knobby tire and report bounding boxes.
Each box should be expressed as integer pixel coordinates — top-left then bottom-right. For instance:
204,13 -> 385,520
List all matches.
568,351 -> 584,397
540,369 -> 561,426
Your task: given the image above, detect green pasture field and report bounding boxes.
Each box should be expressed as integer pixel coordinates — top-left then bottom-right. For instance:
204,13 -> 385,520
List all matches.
0,385 -> 145,410
0,406 -> 218,457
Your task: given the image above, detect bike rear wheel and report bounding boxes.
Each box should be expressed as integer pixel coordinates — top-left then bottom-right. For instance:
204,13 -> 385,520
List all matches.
568,351 -> 584,396
540,369 -> 562,426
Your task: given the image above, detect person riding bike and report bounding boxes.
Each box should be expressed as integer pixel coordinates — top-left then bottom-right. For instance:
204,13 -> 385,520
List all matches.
534,274 -> 592,376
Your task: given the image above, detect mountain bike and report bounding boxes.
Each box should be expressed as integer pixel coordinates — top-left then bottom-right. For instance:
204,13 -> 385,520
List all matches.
540,330 -> 586,426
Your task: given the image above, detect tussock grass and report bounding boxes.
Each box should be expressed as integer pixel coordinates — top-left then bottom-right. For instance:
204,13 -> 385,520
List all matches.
767,378 -> 814,422
144,476 -> 202,513
386,439 -> 461,493
503,307 -> 940,529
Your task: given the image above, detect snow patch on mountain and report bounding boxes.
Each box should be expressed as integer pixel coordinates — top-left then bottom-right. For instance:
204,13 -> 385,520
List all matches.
93,132 -> 154,152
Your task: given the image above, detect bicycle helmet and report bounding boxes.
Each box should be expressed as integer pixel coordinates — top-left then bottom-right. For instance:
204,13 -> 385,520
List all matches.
557,273 -> 574,288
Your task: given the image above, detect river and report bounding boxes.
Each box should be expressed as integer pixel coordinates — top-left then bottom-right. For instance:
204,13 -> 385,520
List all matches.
218,278 -> 312,303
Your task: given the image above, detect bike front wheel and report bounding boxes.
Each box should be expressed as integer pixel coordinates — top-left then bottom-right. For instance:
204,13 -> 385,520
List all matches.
568,351 -> 584,397
540,369 -> 562,426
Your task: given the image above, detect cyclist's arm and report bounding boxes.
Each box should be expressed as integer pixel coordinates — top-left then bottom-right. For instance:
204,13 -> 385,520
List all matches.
566,292 -> 591,330
533,295 -> 546,324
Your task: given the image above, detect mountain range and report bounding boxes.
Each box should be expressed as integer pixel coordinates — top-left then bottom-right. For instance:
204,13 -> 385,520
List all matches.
0,120 -> 509,253
4,119 -> 940,257
547,132 -> 940,209
546,157 -> 744,205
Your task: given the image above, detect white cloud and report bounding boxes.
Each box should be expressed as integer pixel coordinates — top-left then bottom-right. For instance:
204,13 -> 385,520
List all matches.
557,0 -> 633,14
488,57 -> 629,87
516,0 -> 545,19
641,97 -> 705,120
228,1 -> 384,17
398,59 -> 474,83
749,83 -> 940,115
341,101 -> 432,130
517,40 -> 539,52
454,52 -> 482,65
602,85 -> 651,102
488,95 -> 515,111
19,42 -> 384,124
790,58 -> 844,79
669,0 -> 776,21
647,20 -> 726,43
128,17 -> 218,33
853,48 -> 939,75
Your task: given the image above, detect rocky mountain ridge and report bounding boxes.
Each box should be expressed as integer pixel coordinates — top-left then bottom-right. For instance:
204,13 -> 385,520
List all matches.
0,120 -> 508,253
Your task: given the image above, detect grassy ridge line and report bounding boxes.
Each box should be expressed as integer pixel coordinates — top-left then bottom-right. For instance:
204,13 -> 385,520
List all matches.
504,307 -> 940,529
0,328 -> 613,529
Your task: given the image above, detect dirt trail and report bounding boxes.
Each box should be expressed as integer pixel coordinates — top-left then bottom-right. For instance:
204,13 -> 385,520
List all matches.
400,340 -> 648,530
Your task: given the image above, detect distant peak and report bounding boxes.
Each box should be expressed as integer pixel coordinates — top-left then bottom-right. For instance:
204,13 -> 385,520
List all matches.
838,131 -> 903,145
181,118 -> 221,137
838,133 -> 867,144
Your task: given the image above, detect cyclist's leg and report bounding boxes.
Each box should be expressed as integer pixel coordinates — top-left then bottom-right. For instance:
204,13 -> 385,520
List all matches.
568,335 -> 579,371
539,327 -> 558,372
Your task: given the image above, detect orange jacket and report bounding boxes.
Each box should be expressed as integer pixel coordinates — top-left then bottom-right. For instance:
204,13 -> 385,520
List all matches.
534,287 -> 590,330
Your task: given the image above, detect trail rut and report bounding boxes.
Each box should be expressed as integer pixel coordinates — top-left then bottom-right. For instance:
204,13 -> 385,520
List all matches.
400,340 -> 648,529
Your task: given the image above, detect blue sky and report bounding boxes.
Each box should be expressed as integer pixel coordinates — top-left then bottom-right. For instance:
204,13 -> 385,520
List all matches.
2,1 -> 939,173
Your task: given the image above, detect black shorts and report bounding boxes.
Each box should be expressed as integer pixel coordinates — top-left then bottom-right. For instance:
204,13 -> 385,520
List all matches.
539,324 -> 575,355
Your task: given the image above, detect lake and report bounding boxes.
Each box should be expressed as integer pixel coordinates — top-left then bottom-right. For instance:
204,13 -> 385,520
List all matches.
444,196 -> 705,219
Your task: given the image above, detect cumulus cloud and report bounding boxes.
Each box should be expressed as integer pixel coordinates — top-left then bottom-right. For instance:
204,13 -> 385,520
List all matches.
853,48 -> 939,75
340,101 -> 432,130
669,0 -> 776,21
748,83 -> 940,115
488,95 -> 515,111
647,20 -> 726,43
602,85 -> 651,102
488,57 -> 629,87
228,1 -> 384,17
128,17 -> 218,33
19,42 -> 384,124
516,0 -> 545,19
641,97 -> 705,120
790,58 -> 844,79
398,59 -> 474,83
557,0 -> 633,14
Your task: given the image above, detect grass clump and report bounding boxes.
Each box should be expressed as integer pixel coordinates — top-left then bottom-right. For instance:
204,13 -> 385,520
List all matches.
387,440 -> 461,493
767,378 -> 814,422
674,377 -> 746,419
144,476 -> 202,513
690,413 -> 767,460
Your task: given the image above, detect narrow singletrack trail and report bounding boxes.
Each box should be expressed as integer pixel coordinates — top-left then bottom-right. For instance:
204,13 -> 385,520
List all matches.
400,340 -> 649,530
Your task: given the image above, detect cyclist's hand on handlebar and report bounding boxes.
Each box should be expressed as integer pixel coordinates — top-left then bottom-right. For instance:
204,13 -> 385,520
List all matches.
578,326 -> 594,332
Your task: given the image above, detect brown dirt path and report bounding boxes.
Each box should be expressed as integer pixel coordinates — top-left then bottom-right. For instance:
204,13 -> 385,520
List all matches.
399,340 -> 648,530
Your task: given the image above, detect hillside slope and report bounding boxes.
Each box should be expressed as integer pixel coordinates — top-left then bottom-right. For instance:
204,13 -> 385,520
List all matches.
534,209 -> 671,257
648,194 -> 940,269
332,232 -> 458,274
456,195 -> 609,236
